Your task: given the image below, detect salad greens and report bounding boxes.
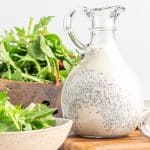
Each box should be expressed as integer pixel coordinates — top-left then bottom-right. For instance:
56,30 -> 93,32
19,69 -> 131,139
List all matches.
0,17 -> 80,85
0,91 -> 56,132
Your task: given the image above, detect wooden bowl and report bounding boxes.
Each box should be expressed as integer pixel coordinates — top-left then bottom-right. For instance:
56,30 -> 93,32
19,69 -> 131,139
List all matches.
0,79 -> 63,117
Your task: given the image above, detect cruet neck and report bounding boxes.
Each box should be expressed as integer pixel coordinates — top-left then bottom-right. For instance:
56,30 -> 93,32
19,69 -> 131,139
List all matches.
89,5 -> 125,30
87,5 -> 125,49
89,30 -> 116,49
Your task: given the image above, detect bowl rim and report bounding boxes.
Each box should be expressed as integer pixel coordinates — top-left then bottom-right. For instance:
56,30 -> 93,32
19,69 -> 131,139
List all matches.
0,118 -> 73,135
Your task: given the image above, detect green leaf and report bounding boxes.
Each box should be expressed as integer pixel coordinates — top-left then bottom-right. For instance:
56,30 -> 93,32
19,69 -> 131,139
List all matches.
63,60 -> 72,72
29,36 -> 45,61
45,34 -> 61,47
0,43 -> 12,64
0,16 -> 80,83
18,55 -> 41,73
0,92 -> 57,132
0,119 -> 18,132
1,71 -> 10,79
38,67 -> 55,81
1,69 -> 22,81
33,16 -> 53,32
15,27 -> 25,37
10,70 -> 22,81
0,43 -> 18,70
21,73 -> 44,82
27,17 -> 34,35
59,70 -> 68,81
0,91 -> 9,104
40,35 -> 55,58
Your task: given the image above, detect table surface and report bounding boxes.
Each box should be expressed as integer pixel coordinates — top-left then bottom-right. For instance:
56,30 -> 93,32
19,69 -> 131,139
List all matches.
61,131 -> 150,150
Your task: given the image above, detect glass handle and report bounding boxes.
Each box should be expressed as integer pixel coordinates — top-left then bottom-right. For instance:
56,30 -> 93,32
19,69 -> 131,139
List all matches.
63,7 -> 90,52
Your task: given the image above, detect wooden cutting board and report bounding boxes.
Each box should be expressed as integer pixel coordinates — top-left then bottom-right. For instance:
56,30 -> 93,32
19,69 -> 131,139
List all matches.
61,131 -> 150,150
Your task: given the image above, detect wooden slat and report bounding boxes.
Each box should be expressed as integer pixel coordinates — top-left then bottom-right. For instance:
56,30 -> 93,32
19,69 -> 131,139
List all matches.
61,131 -> 150,150
0,79 -> 63,117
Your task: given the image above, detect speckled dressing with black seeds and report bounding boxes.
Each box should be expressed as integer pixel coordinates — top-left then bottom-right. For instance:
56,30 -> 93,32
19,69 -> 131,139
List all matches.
62,5 -> 143,138
61,68 -> 143,138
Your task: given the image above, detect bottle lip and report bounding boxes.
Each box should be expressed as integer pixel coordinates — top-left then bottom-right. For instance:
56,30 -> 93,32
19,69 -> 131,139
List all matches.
92,5 -> 125,11
88,5 -> 126,18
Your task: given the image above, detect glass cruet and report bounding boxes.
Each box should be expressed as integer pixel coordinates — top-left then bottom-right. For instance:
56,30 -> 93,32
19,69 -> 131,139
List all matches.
61,5 -> 143,138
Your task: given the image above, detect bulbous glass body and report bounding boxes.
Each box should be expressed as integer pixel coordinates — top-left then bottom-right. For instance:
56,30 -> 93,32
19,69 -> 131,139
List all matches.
61,5 -> 143,138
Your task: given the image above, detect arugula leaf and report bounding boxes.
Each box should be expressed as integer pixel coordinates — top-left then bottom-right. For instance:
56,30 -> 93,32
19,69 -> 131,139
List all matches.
33,16 -> 53,34
0,43 -> 18,70
15,27 -> 25,37
9,70 -> 22,81
0,91 -> 57,132
40,35 -> 55,58
63,60 -> 72,72
0,17 -> 80,84
0,91 -> 9,104
29,36 -> 45,61
59,70 -> 68,81
27,17 -> 34,35
18,55 -> 41,73
45,34 -> 61,48
38,66 -> 55,81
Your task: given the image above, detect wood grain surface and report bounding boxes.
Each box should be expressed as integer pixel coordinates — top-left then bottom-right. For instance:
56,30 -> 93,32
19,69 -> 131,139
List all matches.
0,79 -> 63,117
61,130 -> 150,150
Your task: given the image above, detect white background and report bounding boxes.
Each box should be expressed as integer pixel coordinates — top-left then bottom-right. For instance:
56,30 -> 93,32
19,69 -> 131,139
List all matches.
0,0 -> 149,99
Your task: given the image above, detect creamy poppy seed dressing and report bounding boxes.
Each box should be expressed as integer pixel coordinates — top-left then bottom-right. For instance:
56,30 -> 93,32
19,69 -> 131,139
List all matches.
62,5 -> 143,138
61,48 -> 143,137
